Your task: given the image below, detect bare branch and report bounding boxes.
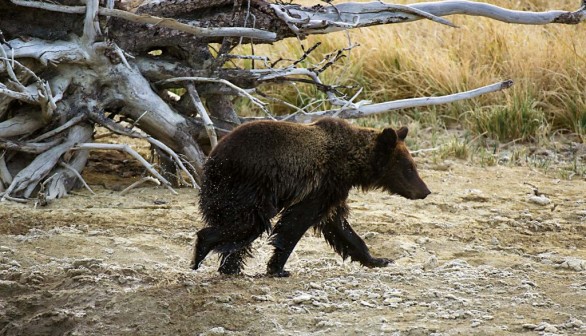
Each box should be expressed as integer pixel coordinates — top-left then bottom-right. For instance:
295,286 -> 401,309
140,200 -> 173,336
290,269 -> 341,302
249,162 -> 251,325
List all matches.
146,137 -> 198,189
72,143 -> 178,195
0,84 -> 38,104
3,37 -> 88,66
157,76 -> 274,119
0,110 -> 46,138
270,2 -> 457,36
279,80 -> 514,122
0,45 -> 24,90
120,177 -> 160,196
2,125 -> 91,200
82,0 -> 101,44
255,67 -> 353,107
186,84 -> 218,149
277,1 -> 585,35
0,54 -> 65,119
30,114 -> 86,142
10,0 -> 277,41
0,153 -> 12,186
58,160 -> 95,195
43,136 -> 92,201
0,194 -> 28,203
410,1 -> 586,25
0,138 -> 63,154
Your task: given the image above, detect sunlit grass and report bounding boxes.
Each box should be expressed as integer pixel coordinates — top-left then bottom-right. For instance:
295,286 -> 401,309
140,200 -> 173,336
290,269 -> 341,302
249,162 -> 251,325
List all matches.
231,0 -> 585,142
465,92 -> 548,142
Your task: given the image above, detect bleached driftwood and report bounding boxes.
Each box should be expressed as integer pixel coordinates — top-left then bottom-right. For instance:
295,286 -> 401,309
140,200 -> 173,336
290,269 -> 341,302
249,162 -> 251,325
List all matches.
0,0 -> 584,201
120,176 -> 161,195
73,143 -> 178,194
186,84 -> 218,149
278,1 -> 586,36
278,80 -> 514,123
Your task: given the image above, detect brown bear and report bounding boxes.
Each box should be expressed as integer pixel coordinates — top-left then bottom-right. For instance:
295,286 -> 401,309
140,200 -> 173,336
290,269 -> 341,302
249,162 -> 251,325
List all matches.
192,117 -> 430,277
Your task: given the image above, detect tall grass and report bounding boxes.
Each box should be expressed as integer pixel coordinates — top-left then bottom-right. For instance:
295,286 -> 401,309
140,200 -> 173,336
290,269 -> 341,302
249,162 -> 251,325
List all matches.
233,0 -> 586,142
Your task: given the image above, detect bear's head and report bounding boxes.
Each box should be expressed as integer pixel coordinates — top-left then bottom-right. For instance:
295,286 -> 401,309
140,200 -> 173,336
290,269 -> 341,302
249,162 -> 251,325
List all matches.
372,127 -> 431,200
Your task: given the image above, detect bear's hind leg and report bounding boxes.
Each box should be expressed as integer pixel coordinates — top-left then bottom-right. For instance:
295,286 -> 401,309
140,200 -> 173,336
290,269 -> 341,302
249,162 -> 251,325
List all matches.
321,205 -> 392,268
191,226 -> 222,270
194,213 -> 268,274
217,232 -> 263,275
267,197 -> 324,277
218,248 -> 251,275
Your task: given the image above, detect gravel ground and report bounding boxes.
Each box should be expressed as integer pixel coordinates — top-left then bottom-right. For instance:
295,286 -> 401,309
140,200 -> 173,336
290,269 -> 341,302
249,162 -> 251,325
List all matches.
1,160 -> 585,335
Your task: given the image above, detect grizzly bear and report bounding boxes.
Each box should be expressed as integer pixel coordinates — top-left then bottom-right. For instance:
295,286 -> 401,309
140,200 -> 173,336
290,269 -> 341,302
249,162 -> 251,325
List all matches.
192,117 -> 430,277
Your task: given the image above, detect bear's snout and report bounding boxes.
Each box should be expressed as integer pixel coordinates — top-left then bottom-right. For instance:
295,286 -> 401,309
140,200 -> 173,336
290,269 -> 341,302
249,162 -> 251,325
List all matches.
409,184 -> 431,200
417,188 -> 431,200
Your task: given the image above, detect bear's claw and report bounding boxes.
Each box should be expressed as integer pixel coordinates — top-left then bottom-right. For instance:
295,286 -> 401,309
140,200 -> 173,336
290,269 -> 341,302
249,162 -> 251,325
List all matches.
363,257 -> 394,268
267,270 -> 291,277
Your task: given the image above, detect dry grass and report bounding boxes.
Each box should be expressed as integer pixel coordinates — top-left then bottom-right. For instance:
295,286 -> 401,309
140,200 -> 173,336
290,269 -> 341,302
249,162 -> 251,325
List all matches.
233,0 -> 585,142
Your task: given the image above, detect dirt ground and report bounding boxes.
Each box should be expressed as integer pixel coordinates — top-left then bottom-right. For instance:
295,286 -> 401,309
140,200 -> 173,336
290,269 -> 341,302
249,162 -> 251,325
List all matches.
1,151 -> 585,335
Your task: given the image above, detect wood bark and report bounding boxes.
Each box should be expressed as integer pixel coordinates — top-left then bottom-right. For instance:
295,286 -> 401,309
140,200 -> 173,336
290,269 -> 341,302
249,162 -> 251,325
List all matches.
0,0 -> 584,201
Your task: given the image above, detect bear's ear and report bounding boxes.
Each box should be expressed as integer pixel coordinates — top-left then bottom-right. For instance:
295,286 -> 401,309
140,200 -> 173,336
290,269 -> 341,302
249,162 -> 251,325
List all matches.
377,128 -> 398,148
397,127 -> 408,141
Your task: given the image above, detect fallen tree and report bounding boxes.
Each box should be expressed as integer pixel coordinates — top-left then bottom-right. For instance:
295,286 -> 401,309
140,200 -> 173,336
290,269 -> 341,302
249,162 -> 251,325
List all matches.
0,0 -> 584,202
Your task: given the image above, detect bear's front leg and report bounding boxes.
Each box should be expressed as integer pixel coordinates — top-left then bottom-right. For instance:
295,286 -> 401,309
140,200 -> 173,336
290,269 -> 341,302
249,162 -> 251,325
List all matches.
321,205 -> 393,268
267,197 -> 324,277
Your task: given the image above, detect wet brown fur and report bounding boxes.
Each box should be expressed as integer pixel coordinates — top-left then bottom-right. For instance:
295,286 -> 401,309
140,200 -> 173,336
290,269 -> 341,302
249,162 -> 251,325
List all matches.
192,117 -> 430,277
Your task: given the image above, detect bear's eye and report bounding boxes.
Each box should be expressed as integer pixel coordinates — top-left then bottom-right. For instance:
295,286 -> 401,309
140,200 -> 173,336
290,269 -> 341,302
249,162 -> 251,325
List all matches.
404,164 -> 415,178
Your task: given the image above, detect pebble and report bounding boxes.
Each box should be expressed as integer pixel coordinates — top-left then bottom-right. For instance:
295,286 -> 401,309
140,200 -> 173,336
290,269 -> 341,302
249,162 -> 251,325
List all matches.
383,297 -> 403,306
470,319 -> 481,328
316,320 -> 340,328
7,260 -> 21,268
564,317 -> 584,328
71,258 -> 103,269
252,295 -> 274,302
363,232 -> 378,239
524,322 -> 559,333
492,215 -> 512,223
292,294 -> 313,304
528,195 -> 551,206
360,300 -> 376,308
461,189 -> 489,202
215,296 -> 232,303
0,246 -> 15,254
206,326 -> 226,335
432,160 -> 453,171
308,282 -> 322,289
557,258 -> 586,271
439,259 -> 471,270
380,323 -> 397,332
0,280 -> 26,293
423,255 -> 438,270
535,322 -> 558,333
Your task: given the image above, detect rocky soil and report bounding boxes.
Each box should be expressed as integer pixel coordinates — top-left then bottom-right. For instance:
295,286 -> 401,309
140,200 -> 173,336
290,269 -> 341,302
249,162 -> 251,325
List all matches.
1,152 -> 585,335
